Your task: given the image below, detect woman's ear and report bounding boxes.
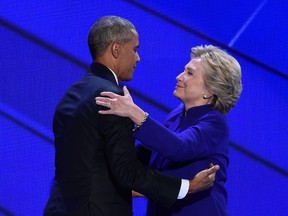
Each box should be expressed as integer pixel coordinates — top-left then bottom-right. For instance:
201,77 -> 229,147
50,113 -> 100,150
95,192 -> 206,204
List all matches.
111,43 -> 120,58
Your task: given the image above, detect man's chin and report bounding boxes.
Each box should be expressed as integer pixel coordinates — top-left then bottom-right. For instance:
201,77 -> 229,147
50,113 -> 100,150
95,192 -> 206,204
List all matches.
121,77 -> 133,82
126,76 -> 133,81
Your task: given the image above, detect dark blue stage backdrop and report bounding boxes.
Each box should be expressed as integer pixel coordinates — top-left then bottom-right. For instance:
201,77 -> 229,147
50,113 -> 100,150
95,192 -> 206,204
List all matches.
1,1 -> 287,215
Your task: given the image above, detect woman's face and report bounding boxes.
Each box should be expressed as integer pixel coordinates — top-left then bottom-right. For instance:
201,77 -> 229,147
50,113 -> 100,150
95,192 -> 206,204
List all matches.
173,58 -> 210,109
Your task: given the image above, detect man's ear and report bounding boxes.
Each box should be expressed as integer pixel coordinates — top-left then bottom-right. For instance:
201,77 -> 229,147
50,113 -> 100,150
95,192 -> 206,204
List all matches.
111,43 -> 120,58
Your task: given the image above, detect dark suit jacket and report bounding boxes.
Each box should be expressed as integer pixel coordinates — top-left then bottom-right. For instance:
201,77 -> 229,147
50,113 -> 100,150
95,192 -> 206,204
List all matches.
43,62 -> 181,216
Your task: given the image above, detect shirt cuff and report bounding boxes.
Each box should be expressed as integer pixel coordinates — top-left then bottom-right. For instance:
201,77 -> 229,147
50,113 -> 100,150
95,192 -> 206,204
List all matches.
177,179 -> 189,199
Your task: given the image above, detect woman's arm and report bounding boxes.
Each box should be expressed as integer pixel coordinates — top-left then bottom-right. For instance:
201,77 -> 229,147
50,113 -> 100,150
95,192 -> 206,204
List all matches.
134,116 -> 226,162
95,86 -> 228,162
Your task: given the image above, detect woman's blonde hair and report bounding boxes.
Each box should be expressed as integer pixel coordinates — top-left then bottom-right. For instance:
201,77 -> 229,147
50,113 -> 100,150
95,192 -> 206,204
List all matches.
191,45 -> 242,114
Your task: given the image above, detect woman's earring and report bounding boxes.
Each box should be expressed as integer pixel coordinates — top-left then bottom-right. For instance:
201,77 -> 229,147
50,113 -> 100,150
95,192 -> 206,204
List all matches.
203,94 -> 208,99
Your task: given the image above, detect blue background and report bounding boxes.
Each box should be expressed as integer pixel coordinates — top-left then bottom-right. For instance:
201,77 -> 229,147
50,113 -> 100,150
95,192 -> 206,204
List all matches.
1,1 -> 287,215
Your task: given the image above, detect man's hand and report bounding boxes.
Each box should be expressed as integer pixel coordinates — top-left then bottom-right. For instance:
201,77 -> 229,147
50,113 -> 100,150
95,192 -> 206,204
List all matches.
188,164 -> 220,194
132,190 -> 145,198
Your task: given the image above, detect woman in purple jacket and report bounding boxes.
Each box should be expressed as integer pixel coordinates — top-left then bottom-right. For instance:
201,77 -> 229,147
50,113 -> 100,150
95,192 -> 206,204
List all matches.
96,45 -> 242,216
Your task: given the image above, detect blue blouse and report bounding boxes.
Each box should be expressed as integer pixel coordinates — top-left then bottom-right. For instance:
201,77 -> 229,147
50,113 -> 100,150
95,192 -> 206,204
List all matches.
134,104 -> 230,216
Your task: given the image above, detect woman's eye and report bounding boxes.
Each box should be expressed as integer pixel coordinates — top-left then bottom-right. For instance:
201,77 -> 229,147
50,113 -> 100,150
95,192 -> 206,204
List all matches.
187,71 -> 193,76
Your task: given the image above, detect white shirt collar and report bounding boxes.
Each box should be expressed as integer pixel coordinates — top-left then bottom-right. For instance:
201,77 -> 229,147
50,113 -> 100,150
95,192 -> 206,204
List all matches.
107,67 -> 119,85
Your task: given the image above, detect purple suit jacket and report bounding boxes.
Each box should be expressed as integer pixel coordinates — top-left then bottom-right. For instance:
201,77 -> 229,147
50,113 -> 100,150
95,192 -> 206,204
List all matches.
134,104 -> 229,216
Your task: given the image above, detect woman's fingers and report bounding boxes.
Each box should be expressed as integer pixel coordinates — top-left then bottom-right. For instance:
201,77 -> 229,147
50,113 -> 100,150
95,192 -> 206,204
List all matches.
123,86 -> 130,96
98,86 -> 131,100
95,97 -> 108,103
100,91 -> 117,98
95,96 -> 118,104
95,99 -> 108,106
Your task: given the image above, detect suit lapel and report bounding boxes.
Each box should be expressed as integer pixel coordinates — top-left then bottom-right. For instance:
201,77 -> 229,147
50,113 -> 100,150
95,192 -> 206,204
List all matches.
89,62 -> 118,86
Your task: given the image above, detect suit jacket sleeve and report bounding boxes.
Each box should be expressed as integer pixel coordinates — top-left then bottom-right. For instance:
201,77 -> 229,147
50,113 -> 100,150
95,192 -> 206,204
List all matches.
98,111 -> 181,207
133,114 -> 229,162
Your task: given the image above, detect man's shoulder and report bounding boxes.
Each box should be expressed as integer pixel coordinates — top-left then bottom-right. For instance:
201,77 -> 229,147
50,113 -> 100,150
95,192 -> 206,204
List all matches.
73,72 -> 121,96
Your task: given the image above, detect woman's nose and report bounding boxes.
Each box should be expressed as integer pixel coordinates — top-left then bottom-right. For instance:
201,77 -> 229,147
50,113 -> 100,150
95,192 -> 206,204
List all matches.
176,72 -> 184,81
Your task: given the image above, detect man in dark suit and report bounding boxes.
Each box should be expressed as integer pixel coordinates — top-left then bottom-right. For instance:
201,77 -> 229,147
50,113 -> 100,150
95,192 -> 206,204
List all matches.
43,15 -> 219,216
